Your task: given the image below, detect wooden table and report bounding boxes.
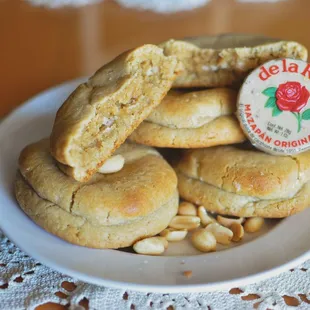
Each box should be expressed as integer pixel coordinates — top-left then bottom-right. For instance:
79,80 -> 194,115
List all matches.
1,0 -> 309,308
1,0 -> 310,118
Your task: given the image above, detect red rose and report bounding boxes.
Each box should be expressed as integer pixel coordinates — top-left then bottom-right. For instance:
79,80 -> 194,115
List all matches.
276,81 -> 309,112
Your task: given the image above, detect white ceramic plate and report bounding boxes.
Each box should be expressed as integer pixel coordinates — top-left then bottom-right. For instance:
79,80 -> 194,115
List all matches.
0,79 -> 310,293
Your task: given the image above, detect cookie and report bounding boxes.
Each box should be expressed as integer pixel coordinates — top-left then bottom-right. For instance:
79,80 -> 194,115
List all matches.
15,139 -> 179,249
50,44 -> 181,182
160,34 -> 308,88
175,146 -> 310,218
129,88 -> 246,148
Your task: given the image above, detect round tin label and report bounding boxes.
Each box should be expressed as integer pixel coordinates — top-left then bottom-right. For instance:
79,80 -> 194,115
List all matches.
237,58 -> 310,155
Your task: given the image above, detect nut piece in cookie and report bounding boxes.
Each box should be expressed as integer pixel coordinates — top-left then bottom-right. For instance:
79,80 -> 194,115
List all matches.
160,34 -> 308,88
50,44 -> 181,182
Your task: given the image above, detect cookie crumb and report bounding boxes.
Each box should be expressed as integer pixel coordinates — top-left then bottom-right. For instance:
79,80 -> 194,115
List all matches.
183,270 -> 192,278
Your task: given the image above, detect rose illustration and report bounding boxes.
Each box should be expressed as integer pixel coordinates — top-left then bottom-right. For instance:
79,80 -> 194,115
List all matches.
275,82 -> 309,112
262,82 -> 310,133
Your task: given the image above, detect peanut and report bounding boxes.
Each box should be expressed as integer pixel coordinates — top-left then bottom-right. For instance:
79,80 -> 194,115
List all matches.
133,237 -> 167,255
230,223 -> 244,242
178,202 -> 197,216
217,215 -> 244,228
191,229 -> 216,252
198,206 -> 215,226
160,228 -> 188,242
244,217 -> 264,233
205,223 -> 233,245
169,216 -> 201,230
98,155 -> 125,174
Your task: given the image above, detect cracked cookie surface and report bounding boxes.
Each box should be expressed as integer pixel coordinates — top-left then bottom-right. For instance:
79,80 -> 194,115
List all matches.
129,88 -> 246,148
160,34 -> 308,88
15,139 -> 179,248
175,146 -> 310,218
50,44 -> 181,182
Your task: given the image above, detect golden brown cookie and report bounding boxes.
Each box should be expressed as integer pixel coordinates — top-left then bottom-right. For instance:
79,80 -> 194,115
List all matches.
160,34 -> 308,88
129,88 -> 246,148
175,146 -> 310,218
15,139 -> 179,249
50,44 -> 181,182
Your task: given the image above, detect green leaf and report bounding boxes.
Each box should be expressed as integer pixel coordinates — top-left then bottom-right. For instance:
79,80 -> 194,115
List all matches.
262,87 -> 277,97
302,109 -> 310,120
265,97 -> 277,108
272,105 -> 283,117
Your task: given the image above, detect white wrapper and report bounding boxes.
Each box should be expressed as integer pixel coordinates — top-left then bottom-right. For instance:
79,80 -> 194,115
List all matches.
237,58 -> 310,156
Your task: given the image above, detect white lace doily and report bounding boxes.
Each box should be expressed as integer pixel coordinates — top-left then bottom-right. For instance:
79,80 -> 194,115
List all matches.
0,230 -> 310,309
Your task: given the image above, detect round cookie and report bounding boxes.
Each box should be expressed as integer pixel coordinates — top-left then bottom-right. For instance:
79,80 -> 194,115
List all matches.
15,139 -> 179,249
129,88 -> 246,148
50,44 -> 181,182
175,146 -> 310,218
160,34 -> 308,88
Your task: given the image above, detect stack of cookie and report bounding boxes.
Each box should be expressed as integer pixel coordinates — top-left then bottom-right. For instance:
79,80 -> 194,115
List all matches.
131,34 -> 310,220
14,34 -> 310,254
15,45 -> 182,249
131,34 -> 307,149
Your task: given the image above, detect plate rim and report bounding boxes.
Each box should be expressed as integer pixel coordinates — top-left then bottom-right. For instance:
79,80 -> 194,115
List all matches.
1,78 -> 309,293
2,224 -> 310,293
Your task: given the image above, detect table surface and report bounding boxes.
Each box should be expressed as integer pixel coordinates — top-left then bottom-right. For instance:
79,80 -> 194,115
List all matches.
1,0 -> 310,118
1,0 -> 309,308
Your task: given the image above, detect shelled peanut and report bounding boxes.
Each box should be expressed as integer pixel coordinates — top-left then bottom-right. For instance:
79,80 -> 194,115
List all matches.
133,237 -> 168,255
191,229 -> 216,252
133,201 -> 265,255
169,215 -> 200,230
160,228 -> 188,241
244,217 -> 264,233
178,202 -> 197,216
